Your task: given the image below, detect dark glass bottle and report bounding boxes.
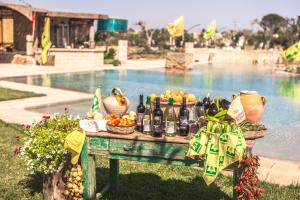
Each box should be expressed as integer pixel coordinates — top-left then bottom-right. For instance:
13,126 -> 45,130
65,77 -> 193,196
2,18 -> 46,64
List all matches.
152,97 -> 163,137
136,94 -> 146,132
143,96 -> 152,134
178,97 -> 189,136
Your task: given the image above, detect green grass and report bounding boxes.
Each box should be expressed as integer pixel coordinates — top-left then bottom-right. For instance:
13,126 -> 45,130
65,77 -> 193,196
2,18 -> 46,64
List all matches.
0,87 -> 45,101
0,120 -> 299,200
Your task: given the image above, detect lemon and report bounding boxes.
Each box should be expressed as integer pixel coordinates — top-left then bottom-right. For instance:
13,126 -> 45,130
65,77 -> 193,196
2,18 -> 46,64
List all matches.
72,172 -> 78,177
129,111 -> 136,117
67,183 -> 73,189
77,171 -> 83,176
64,190 -> 70,196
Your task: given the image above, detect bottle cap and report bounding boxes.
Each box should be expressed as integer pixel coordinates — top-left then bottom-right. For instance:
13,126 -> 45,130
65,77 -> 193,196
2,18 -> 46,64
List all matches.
146,96 -> 151,104
169,97 -> 174,105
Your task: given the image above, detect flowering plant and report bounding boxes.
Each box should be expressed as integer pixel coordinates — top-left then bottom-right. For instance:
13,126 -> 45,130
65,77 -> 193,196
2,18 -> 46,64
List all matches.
21,109 -> 79,175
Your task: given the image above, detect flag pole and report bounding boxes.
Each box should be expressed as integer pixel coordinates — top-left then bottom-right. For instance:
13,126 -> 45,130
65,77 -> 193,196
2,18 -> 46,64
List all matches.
182,33 -> 185,48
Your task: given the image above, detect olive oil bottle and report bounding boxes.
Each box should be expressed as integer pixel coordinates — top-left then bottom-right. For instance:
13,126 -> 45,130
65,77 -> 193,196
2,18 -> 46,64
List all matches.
164,98 -> 177,137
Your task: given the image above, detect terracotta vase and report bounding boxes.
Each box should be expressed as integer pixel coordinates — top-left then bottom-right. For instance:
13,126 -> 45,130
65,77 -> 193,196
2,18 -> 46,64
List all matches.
239,92 -> 267,124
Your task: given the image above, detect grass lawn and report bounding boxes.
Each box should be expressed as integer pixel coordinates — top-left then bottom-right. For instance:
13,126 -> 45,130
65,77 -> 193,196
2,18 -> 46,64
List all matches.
0,120 -> 299,200
0,87 -> 45,101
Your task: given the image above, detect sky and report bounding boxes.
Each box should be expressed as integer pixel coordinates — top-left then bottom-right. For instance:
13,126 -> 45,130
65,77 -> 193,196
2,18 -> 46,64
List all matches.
3,0 -> 300,31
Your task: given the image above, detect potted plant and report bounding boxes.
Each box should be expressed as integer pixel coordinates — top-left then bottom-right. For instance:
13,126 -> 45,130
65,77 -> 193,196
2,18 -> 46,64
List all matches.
20,109 -> 79,200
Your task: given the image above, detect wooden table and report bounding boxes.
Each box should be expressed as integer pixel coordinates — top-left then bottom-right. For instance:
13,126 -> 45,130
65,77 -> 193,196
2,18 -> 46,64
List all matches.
81,131 -> 252,200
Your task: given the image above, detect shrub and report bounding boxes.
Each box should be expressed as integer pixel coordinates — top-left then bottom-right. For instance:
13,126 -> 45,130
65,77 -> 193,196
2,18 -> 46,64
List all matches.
104,48 -> 116,60
112,59 -> 121,66
20,110 -> 79,175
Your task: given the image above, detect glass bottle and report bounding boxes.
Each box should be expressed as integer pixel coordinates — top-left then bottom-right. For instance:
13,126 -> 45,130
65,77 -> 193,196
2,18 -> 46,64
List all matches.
164,97 -> 177,137
136,94 -> 146,132
152,97 -> 163,137
178,97 -> 189,136
189,105 -> 199,134
143,96 -> 152,134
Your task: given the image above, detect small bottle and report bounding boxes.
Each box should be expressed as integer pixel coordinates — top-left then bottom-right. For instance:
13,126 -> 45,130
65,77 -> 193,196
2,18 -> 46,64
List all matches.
152,97 -> 163,137
164,97 -> 177,137
178,97 -> 189,136
143,96 -> 152,134
136,94 -> 146,132
189,105 -> 199,134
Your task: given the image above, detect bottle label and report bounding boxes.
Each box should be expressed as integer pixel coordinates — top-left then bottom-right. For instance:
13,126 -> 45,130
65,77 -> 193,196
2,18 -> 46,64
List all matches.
179,116 -> 188,130
165,121 -> 176,134
153,116 -> 162,132
136,113 -> 144,126
143,115 -> 151,132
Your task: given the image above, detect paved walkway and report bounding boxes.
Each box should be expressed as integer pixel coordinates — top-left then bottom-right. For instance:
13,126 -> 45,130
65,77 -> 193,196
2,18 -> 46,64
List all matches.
0,59 -> 165,78
0,60 -> 299,186
0,80 -> 93,125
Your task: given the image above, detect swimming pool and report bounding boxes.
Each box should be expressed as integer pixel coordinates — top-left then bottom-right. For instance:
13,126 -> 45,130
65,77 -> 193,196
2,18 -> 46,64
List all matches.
5,64 -> 300,160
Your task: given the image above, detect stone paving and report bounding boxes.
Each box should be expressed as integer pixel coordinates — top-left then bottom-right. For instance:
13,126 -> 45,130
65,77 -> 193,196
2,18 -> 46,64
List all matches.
0,60 -> 299,186
0,60 -> 166,78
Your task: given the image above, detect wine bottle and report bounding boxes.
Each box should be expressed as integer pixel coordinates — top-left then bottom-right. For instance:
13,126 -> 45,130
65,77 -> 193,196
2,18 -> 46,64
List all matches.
164,97 -> 177,137
136,94 -> 146,132
152,97 -> 163,137
143,96 -> 151,134
178,97 -> 189,136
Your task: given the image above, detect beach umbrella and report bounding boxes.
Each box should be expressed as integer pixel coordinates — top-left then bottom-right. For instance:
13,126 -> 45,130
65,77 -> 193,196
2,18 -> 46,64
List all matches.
41,17 -> 52,64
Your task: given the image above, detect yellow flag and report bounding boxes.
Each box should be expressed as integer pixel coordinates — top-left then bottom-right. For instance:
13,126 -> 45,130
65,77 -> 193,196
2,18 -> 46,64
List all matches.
41,17 -> 52,64
203,20 -> 217,40
167,16 -> 184,38
281,41 -> 300,62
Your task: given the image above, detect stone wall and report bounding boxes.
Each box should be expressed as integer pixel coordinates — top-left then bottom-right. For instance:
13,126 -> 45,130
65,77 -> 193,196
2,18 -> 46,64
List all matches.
192,48 -> 281,65
0,51 -> 25,63
49,48 -> 104,67
165,52 -> 193,70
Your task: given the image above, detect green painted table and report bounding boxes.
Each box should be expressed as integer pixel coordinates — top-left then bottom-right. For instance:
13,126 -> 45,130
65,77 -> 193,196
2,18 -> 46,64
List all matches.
81,131 -> 249,200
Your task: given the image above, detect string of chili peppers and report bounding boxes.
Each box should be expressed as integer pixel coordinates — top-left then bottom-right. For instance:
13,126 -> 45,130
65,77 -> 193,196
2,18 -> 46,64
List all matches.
234,152 -> 264,200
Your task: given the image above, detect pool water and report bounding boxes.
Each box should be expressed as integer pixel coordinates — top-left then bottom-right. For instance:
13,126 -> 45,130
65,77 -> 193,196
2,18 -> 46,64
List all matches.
5,64 -> 300,160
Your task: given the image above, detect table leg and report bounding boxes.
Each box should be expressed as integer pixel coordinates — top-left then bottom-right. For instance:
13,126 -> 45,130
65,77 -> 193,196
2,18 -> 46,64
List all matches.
109,159 -> 119,193
81,140 -> 96,200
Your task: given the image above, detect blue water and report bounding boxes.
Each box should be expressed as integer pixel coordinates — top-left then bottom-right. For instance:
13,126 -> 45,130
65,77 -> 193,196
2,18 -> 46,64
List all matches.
5,65 -> 300,160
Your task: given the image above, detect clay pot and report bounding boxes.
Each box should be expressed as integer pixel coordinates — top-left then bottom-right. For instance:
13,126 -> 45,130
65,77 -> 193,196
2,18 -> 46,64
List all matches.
238,91 -> 267,124
103,96 -> 129,116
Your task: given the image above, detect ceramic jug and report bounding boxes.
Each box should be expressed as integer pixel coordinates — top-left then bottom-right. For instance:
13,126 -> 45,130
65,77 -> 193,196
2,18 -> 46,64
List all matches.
103,88 -> 129,116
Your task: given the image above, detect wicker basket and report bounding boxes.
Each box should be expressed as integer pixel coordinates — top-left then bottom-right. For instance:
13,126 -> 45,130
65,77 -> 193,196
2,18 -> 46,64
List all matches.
106,124 -> 135,134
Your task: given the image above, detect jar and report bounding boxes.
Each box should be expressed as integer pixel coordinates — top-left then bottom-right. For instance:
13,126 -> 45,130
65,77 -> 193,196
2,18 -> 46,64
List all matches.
238,90 -> 267,124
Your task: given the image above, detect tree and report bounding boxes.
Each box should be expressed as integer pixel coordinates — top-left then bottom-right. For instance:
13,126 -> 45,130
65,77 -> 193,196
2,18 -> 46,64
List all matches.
136,21 -> 155,47
261,14 -> 288,33
152,28 -> 170,49
252,14 -> 288,49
